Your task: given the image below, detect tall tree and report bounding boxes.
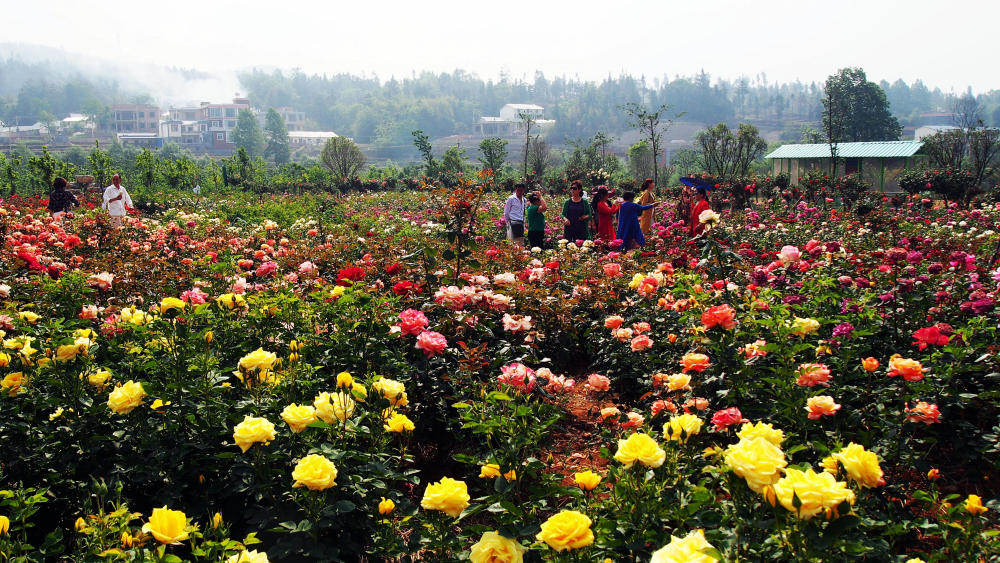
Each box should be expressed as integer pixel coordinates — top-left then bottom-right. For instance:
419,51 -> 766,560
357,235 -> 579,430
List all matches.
320,136 -> 366,179
411,129 -> 438,176
518,111 -> 537,180
620,102 -> 682,188
478,137 -> 508,173
263,108 -> 291,164
232,109 -> 265,157
951,92 -> 982,131
822,68 -> 902,144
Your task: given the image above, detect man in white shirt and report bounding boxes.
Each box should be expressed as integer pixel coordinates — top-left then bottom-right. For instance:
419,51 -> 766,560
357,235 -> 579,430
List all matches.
503,183 -> 526,247
102,174 -> 133,227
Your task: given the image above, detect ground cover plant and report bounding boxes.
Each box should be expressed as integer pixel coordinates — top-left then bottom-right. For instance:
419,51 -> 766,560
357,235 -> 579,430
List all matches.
1,178 -> 999,562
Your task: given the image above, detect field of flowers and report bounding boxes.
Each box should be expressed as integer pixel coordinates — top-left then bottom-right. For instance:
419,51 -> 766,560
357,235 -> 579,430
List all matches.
1,177 -> 999,562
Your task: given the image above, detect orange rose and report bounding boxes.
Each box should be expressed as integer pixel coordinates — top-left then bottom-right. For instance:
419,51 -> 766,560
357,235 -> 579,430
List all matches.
701,304 -> 737,330
888,357 -> 924,382
680,353 -> 710,373
861,357 -> 879,372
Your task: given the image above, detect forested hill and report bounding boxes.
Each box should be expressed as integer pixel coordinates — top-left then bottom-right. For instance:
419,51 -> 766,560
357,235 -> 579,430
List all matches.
220,69 -> 1000,144
3,43 -> 1000,145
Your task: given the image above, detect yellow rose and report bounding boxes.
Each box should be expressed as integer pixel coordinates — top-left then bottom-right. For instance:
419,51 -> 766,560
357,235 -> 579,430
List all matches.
239,348 -> 277,373
421,477 -> 470,517
120,306 -> 156,326
0,352 -> 10,367
226,550 -> 270,563
280,403 -> 317,433
769,468 -> 854,520
313,392 -> 356,424
650,529 -> 718,563
536,510 -> 594,552
1,372 -> 25,396
966,494 -> 988,515
723,437 -> 787,493
479,463 -> 516,481
573,470 -> 602,491
232,415 -> 276,453
628,273 -> 645,289
0,514 -> 8,535
384,412 -> 415,433
336,371 -> 354,389
159,297 -> 186,315
211,512 -> 223,529
614,433 -> 666,469
89,370 -> 112,390
17,311 -> 40,324
666,373 -> 691,391
107,381 -> 146,415
735,421 -> 784,446
216,293 -> 246,310
470,531 -> 526,563
291,454 -> 338,491
832,443 -> 883,488
55,343 -> 82,363
141,506 -> 189,544
821,455 -> 839,475
372,377 -> 408,406
663,414 -> 703,442
378,497 -> 395,515
789,317 -> 820,337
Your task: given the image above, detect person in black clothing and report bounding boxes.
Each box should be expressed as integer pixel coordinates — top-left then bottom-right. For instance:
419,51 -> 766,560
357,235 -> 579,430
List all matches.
48,177 -> 78,219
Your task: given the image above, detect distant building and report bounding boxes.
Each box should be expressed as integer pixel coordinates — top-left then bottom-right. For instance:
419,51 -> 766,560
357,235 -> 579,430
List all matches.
117,133 -> 164,149
914,125 -> 961,141
476,103 -> 556,136
198,97 -> 252,151
289,131 -> 339,146
0,122 -> 47,139
916,112 -> 958,127
764,140 -> 926,192
112,104 -> 160,133
276,107 -> 306,131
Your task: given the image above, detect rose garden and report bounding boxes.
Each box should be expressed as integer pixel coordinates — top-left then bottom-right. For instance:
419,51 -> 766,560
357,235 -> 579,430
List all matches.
0,166 -> 999,562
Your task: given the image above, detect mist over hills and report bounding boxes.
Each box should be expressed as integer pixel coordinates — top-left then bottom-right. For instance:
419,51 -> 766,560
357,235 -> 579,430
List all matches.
3,42 -> 999,147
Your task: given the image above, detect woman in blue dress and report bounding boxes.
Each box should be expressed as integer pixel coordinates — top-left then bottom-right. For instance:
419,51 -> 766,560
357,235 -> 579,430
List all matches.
617,190 -> 662,249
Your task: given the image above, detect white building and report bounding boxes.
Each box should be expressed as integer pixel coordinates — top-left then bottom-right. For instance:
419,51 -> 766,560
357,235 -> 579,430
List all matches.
914,125 -> 961,141
476,103 -> 556,136
288,131 -> 339,146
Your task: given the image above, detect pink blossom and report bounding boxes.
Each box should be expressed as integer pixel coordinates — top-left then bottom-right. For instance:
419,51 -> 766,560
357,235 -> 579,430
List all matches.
778,245 -> 801,263
298,261 -> 317,274
498,363 -> 538,391
603,262 -> 622,277
586,373 -> 611,392
181,287 -> 208,305
630,334 -> 654,351
255,261 -> 278,277
398,309 -> 429,336
710,407 -> 747,431
502,313 -> 533,333
415,330 -> 447,358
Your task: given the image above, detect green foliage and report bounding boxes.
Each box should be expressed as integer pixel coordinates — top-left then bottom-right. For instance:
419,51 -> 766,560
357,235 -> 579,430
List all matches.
321,137 -> 366,180
477,137 -> 508,173
823,67 -> 902,144
232,109 -> 265,157
263,108 -> 291,165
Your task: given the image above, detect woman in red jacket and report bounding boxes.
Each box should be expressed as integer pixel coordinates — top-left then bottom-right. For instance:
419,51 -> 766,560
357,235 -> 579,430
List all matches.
689,186 -> 712,237
592,186 -> 620,241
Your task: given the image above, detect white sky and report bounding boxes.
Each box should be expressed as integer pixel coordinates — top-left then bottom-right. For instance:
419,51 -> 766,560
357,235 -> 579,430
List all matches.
5,0 -> 997,95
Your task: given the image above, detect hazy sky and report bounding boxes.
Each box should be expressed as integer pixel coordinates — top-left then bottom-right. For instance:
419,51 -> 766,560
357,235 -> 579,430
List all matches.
6,0 -> 997,95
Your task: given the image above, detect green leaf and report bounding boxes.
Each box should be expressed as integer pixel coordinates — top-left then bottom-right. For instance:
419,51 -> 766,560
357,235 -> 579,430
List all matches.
486,391 -> 513,402
451,402 -> 471,409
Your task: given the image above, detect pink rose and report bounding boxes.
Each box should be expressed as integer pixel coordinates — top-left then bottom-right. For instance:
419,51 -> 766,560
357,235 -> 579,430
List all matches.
630,334 -> 653,351
603,263 -> 622,277
398,309 -> 429,336
710,407 -> 747,431
415,330 -> 447,358
586,373 -> 611,392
